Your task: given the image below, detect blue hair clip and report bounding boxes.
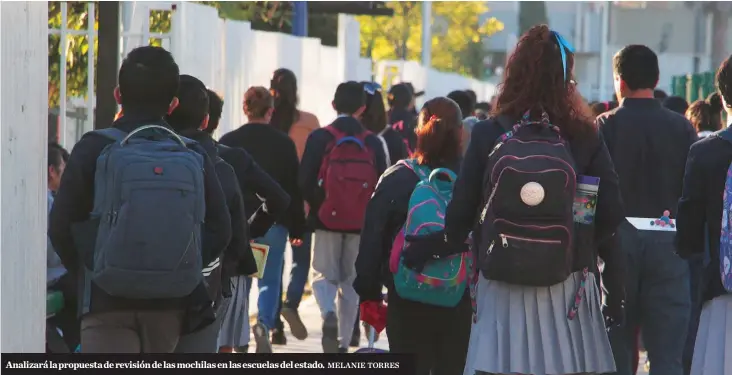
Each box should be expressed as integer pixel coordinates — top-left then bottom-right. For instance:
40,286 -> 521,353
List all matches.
551,30 -> 576,84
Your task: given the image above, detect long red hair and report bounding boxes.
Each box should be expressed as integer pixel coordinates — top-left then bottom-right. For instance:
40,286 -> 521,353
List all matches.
492,25 -> 595,140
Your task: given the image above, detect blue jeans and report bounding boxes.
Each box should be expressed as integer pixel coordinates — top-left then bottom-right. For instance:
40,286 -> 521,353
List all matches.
608,222 -> 691,375
285,231 -> 312,309
249,224 -> 289,330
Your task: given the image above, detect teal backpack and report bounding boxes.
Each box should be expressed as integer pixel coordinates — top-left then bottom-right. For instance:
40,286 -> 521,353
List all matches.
389,159 -> 473,307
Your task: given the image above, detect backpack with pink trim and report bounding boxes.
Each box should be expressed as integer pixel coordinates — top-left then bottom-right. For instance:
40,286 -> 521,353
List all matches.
389,159 -> 473,307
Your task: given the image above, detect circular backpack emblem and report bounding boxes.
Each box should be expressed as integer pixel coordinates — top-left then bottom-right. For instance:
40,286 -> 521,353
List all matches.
520,182 -> 545,206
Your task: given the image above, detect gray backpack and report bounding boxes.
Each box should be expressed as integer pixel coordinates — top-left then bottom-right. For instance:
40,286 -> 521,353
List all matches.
91,125 -> 205,299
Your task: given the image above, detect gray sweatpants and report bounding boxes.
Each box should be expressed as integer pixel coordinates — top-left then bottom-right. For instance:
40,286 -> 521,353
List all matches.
311,230 -> 360,348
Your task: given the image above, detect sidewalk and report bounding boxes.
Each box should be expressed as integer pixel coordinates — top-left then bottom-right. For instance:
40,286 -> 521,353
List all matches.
264,297 -> 390,353
247,246 -> 648,371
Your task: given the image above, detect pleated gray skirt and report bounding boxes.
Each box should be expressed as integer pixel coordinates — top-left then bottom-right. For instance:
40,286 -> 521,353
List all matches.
463,271 -> 615,375
217,276 -> 250,348
690,294 -> 732,375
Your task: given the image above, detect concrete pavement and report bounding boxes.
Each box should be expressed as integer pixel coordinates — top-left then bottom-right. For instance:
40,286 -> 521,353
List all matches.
247,246 -> 649,373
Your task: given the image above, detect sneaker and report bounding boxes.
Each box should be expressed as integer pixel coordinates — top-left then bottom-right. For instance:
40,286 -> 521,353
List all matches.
281,306 -> 308,340
271,328 -> 287,345
253,322 -> 273,353
322,312 -> 339,353
338,347 -> 349,353
349,328 -> 360,347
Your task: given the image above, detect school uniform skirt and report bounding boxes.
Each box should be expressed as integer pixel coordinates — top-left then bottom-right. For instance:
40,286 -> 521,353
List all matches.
464,271 -> 615,375
690,294 -> 732,375
217,276 -> 249,348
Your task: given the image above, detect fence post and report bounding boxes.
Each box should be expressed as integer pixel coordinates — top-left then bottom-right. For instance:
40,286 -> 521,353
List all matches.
95,1 -> 120,129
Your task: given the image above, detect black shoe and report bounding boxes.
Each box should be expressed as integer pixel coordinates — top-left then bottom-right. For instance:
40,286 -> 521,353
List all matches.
322,312 -> 339,353
281,306 -> 308,340
349,328 -> 360,347
235,345 -> 248,353
253,322 -> 273,353
271,328 -> 287,346
338,347 -> 349,353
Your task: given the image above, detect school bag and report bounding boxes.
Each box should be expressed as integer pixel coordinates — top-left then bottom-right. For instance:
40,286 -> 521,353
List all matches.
388,159 -> 472,307
476,111 -> 577,287
718,130 -> 732,292
317,125 -> 378,232
91,125 -> 205,299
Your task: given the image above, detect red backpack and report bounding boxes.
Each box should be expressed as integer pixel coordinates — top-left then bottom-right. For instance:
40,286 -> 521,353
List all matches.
317,125 -> 378,231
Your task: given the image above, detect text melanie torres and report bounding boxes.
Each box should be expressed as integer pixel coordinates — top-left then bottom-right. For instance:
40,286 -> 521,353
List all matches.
6,360 -> 402,370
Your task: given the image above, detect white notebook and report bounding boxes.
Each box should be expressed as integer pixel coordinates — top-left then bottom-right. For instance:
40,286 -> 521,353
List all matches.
626,217 -> 677,232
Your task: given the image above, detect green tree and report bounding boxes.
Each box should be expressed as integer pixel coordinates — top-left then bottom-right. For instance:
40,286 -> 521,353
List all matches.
48,1 -> 171,108
356,1 -> 503,79
199,2 -> 339,46
518,2 -> 548,35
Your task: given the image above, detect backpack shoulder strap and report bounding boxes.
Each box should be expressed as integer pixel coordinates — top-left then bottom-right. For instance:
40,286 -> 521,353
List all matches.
399,159 -> 430,182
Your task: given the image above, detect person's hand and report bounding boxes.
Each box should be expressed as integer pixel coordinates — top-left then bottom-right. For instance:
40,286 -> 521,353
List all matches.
290,238 -> 303,247
602,295 -> 625,330
402,231 -> 451,271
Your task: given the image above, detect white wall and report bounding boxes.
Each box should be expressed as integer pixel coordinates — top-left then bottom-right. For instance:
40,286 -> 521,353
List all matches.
166,3 -> 373,135
160,2 -> 496,135
374,60 -> 498,108
0,1 -> 49,352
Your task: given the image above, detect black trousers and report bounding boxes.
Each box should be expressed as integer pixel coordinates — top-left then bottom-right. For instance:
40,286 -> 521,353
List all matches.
386,290 -> 472,375
48,273 -> 80,351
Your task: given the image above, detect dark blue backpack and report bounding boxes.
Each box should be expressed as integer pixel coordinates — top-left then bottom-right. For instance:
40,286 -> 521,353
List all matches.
91,125 -> 205,299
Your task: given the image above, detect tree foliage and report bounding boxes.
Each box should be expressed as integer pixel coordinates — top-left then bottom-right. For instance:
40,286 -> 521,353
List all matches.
199,2 -> 339,46
48,1 -> 171,108
356,1 -> 503,79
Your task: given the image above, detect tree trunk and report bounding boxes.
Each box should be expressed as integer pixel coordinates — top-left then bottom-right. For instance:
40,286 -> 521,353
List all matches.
711,4 -> 730,71
518,1 -> 549,34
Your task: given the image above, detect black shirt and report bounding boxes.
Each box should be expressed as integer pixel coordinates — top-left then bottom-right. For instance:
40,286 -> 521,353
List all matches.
219,123 -> 306,239
676,128 -> 732,303
182,131 -> 257,279
598,98 -> 698,217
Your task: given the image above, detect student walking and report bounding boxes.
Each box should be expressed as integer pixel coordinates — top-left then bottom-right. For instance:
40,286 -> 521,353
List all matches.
676,55 -> 732,375
686,94 -> 723,139
268,68 -> 320,344
219,86 -> 306,353
48,46 -> 232,353
406,26 -> 625,375
200,88 -> 291,353
300,81 -> 387,353
599,45 -> 697,375
165,75 -> 253,353
361,82 -> 408,169
355,97 -> 470,375
387,83 -> 419,152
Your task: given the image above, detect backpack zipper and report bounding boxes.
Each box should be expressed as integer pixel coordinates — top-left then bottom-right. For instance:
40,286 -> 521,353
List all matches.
479,184 -> 499,224
499,234 -> 561,248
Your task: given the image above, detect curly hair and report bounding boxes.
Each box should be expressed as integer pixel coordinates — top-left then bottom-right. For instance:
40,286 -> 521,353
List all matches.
492,25 -> 595,139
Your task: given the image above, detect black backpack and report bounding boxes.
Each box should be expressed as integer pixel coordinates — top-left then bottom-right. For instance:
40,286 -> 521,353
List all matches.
476,111 -> 577,286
